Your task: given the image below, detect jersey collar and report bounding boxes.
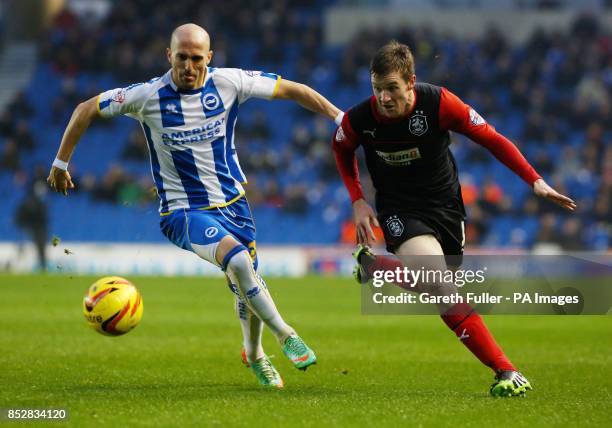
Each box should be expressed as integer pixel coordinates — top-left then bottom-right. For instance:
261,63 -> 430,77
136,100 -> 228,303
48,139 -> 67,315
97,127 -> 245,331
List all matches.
167,67 -> 213,94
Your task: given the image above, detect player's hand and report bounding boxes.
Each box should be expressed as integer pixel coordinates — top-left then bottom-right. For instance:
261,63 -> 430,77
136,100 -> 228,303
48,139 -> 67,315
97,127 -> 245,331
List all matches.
352,198 -> 379,246
47,166 -> 75,196
533,178 -> 576,211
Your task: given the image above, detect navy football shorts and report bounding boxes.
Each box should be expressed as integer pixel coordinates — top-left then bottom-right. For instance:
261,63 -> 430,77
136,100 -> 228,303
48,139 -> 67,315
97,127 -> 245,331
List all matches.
378,206 -> 465,267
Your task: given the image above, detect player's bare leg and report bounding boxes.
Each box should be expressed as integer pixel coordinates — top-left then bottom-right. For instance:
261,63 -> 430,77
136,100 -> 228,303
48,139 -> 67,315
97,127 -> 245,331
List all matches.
217,236 -> 316,371
395,235 -> 459,311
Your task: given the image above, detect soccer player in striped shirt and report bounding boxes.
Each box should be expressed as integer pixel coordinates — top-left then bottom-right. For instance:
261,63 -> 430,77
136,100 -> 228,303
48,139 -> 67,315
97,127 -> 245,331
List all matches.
48,23 -> 343,388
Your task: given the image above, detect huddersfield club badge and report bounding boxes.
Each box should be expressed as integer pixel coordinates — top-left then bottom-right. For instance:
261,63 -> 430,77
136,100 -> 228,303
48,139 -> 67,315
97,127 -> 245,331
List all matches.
385,215 -> 404,237
409,111 -> 428,136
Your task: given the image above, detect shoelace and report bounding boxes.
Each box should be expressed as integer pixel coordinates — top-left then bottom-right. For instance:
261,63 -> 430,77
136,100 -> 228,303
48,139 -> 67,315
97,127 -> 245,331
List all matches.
254,358 -> 277,380
286,337 -> 307,355
511,373 -> 527,388
494,371 -> 528,388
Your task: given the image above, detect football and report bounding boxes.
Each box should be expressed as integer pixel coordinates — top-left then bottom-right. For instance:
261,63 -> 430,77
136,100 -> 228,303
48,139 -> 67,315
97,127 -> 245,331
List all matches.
83,276 -> 143,336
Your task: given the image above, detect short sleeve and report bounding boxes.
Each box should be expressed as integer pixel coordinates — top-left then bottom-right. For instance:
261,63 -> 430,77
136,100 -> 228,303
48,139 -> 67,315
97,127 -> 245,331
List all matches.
235,70 -> 281,103
97,81 -> 152,119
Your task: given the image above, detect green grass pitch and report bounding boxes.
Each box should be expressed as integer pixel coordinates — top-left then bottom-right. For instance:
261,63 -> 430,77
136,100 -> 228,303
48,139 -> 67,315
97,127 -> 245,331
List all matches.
1,274 -> 610,427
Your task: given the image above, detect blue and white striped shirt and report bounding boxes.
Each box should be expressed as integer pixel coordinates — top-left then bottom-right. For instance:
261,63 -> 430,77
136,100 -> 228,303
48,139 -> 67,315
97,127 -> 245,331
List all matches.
97,67 -> 280,214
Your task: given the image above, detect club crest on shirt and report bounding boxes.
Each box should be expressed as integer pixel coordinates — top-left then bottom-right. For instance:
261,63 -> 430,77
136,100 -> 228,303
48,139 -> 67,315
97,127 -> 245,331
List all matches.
385,215 -> 404,237
409,112 -> 428,136
202,93 -> 220,110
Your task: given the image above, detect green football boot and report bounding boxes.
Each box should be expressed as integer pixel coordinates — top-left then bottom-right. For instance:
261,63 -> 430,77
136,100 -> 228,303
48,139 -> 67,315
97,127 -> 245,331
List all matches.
249,355 -> 284,388
282,335 -> 317,371
353,244 -> 375,284
490,370 -> 532,397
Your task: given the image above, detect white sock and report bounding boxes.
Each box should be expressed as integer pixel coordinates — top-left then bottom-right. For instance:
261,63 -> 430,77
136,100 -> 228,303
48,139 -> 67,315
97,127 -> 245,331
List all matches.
235,295 -> 264,361
226,250 -> 295,342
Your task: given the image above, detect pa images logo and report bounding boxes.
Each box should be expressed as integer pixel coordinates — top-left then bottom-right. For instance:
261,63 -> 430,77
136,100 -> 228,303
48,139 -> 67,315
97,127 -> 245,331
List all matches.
409,112 -> 428,136
385,215 -> 404,237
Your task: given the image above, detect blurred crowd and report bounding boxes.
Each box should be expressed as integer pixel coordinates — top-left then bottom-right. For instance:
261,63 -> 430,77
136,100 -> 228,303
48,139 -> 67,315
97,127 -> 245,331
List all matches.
40,0 -> 322,78
4,1 -> 610,249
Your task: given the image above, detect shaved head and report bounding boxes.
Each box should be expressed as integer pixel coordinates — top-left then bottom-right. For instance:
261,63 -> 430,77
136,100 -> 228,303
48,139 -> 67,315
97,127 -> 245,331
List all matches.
170,23 -> 210,51
167,23 -> 213,90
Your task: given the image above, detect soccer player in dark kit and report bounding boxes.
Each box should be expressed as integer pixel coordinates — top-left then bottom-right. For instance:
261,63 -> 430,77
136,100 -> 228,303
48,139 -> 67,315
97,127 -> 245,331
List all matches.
333,41 -> 576,397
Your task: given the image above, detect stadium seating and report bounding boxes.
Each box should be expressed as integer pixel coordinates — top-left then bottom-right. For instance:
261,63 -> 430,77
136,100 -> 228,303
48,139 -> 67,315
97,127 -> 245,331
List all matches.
2,2 -> 609,250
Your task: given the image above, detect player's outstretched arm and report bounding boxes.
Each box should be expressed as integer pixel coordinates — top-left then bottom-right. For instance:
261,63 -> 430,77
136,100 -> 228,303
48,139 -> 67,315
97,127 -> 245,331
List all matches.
439,88 -> 577,212
273,79 -> 342,123
47,95 -> 99,195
